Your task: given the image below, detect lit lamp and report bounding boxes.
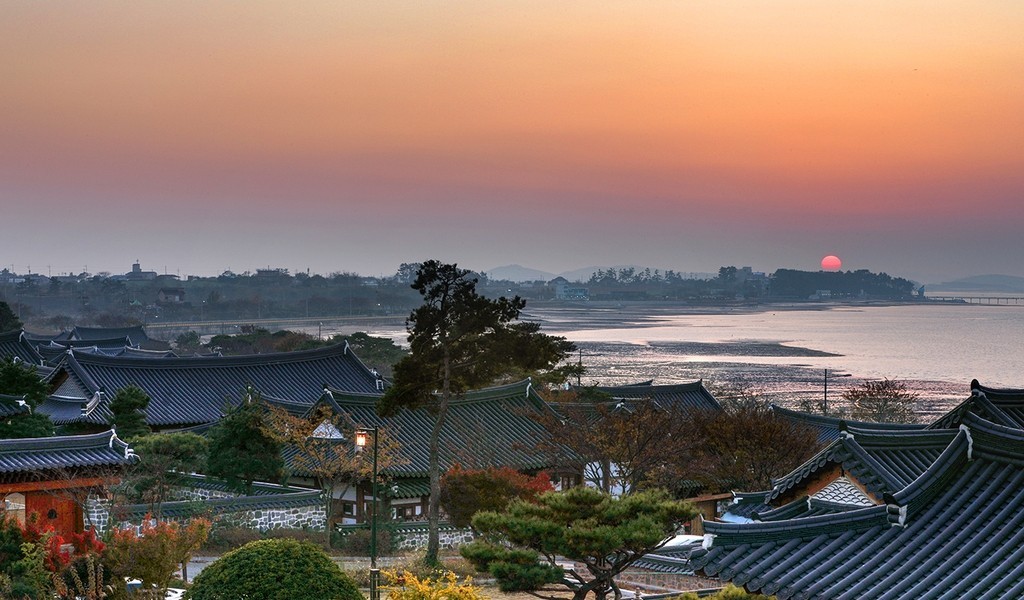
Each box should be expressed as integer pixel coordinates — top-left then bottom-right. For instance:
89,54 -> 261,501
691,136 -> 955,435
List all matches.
355,426 -> 380,600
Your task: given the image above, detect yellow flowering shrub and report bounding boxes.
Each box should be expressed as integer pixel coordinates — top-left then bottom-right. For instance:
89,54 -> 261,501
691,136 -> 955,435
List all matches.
382,569 -> 484,600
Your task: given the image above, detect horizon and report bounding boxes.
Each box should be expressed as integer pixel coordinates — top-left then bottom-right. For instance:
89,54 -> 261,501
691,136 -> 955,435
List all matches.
3,2 -> 1022,283
4,257 -> 1016,288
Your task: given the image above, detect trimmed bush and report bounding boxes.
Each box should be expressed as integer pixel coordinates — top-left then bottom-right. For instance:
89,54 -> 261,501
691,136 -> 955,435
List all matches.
185,538 -> 360,600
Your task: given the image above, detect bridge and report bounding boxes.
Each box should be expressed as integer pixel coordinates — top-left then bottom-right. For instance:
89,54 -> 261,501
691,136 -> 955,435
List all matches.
927,296 -> 1024,305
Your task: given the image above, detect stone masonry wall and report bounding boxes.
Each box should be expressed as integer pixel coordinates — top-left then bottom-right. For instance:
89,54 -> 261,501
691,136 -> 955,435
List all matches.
85,494 -> 111,534
214,504 -> 326,531
169,486 -> 238,501
393,527 -> 475,551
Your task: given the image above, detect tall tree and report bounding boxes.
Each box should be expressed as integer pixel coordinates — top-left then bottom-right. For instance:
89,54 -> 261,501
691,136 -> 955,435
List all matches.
107,385 -> 151,441
0,302 -> 21,332
117,432 -> 209,519
462,487 -> 695,600
0,357 -> 54,439
379,260 -> 576,564
206,387 -> 284,494
843,378 -> 918,424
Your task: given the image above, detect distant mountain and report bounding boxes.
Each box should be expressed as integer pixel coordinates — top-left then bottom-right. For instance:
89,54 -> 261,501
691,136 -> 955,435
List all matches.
928,274 -> 1024,293
557,266 -> 604,283
486,264 -> 556,282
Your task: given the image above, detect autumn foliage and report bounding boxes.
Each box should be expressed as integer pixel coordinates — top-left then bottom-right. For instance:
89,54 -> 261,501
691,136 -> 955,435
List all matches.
439,465 -> 553,528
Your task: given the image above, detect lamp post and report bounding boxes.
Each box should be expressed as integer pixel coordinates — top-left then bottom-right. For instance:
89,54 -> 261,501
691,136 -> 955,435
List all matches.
355,427 -> 380,600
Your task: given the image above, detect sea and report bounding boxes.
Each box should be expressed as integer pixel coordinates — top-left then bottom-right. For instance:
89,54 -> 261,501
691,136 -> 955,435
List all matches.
357,301 -> 1024,423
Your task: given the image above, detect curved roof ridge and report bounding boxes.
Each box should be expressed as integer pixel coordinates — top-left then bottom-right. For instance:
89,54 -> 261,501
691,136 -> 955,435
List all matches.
0,329 -> 26,341
68,340 -> 356,369
837,434 -> 911,494
882,429 -> 969,520
62,353 -> 103,395
0,428 -> 123,451
702,503 -> 888,545
772,404 -> 926,431
844,426 -> 950,443
597,380 -> 705,393
768,438 -> 845,500
960,411 -> 1024,463
968,392 -> 1019,427
970,379 -> 1024,400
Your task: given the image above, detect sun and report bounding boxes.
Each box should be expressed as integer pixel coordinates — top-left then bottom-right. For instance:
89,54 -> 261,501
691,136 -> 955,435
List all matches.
821,255 -> 842,271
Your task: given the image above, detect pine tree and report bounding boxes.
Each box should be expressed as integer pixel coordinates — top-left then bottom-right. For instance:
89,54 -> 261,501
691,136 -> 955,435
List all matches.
380,260 -> 577,564
206,387 -> 284,494
108,385 -> 151,441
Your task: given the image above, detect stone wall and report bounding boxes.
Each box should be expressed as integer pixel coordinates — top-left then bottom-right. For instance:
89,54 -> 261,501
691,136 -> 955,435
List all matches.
214,504 -> 326,531
85,494 -> 111,533
169,486 -> 237,501
90,481 -> 327,533
394,526 -> 475,551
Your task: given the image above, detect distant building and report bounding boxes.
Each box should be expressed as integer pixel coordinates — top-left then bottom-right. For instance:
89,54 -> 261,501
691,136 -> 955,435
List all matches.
125,261 -> 157,281
157,287 -> 186,304
549,277 -> 589,301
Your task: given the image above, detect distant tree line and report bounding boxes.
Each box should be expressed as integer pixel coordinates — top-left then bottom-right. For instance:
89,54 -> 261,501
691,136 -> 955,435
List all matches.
0,263 -> 920,333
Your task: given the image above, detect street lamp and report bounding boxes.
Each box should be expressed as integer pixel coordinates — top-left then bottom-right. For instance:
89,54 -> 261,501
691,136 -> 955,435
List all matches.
355,427 -> 380,600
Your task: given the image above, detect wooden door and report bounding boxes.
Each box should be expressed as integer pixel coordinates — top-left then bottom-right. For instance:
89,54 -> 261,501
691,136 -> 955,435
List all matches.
25,492 -> 80,536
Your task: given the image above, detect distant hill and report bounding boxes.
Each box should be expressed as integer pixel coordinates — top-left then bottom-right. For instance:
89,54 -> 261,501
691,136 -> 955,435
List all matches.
929,274 -> 1024,293
486,265 -> 556,282
557,266 -> 604,283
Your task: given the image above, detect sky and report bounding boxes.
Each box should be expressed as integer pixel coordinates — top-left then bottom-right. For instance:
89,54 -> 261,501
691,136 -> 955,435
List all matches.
2,1 -> 1023,283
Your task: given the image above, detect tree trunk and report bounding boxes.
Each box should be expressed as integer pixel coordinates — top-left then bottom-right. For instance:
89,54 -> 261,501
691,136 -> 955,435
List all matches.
426,348 -> 452,565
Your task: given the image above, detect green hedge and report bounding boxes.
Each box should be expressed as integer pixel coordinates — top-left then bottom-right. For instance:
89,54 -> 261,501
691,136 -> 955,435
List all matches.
185,538 -> 361,600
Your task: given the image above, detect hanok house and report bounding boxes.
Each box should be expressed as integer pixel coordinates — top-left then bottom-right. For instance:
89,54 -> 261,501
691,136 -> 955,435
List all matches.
0,430 -> 137,536
36,340 -> 385,430
284,379 -> 578,527
633,380 -> 1024,599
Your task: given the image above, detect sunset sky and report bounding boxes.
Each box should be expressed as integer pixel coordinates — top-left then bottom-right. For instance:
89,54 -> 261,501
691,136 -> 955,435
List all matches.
2,2 -> 1023,282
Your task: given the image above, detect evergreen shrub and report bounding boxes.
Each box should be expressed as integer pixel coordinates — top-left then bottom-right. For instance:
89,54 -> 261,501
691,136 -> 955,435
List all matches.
185,538 -> 360,600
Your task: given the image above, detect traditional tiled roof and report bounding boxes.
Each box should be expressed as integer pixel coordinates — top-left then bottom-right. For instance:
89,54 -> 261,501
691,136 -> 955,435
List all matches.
723,491 -> 773,520
767,427 -> 957,503
0,393 -> 31,418
772,404 -> 926,445
321,380 -> 565,477
0,330 -> 44,365
69,326 -> 150,345
0,430 -> 137,475
594,380 -> 723,412
931,380 -> 1024,430
686,413 -> 1024,599
38,341 -> 383,427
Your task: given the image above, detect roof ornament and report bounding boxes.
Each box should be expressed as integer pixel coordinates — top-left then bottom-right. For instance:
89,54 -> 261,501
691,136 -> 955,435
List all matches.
959,424 -> 974,460
526,379 -> 532,397
323,385 -> 334,400
108,428 -> 116,448
343,340 -> 350,355
895,504 -> 908,528
702,529 -> 716,550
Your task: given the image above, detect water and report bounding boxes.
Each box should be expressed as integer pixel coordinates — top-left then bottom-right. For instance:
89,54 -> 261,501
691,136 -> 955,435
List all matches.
362,303 -> 1024,421
523,303 -> 1024,420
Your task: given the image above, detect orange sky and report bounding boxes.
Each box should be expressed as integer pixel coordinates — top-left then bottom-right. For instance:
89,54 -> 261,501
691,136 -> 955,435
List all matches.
2,1 -> 1023,280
